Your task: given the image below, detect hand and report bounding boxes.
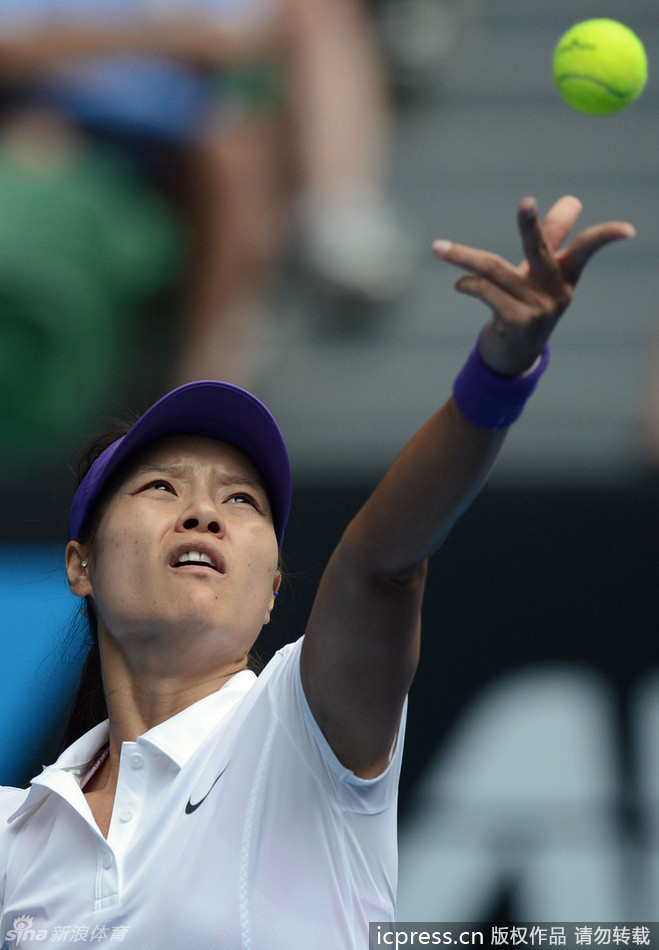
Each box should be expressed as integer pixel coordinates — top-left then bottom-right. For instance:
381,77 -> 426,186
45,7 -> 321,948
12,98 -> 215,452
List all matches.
433,196 -> 635,376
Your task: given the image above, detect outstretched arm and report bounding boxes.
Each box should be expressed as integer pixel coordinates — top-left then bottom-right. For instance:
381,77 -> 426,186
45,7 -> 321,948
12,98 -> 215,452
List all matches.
301,195 -> 635,778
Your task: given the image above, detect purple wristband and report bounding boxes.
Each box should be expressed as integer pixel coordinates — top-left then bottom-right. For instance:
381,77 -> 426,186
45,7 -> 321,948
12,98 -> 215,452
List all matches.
452,334 -> 551,430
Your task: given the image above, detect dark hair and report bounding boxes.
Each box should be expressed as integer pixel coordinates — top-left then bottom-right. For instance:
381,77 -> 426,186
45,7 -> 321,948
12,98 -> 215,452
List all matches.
59,424 -> 279,752
59,422 -> 133,753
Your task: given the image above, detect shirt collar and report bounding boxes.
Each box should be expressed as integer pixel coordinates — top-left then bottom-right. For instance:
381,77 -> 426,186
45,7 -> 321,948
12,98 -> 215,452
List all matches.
8,669 -> 256,824
137,669 -> 256,768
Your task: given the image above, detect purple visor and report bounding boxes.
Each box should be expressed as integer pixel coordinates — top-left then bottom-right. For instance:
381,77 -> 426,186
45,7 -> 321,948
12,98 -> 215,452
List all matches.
69,381 -> 292,544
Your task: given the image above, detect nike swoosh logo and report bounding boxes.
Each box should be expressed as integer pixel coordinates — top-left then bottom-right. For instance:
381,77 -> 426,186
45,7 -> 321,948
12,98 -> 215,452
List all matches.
185,764 -> 228,814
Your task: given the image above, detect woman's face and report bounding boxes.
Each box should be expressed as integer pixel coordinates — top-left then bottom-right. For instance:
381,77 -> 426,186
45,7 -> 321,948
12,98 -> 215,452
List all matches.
67,434 -> 281,670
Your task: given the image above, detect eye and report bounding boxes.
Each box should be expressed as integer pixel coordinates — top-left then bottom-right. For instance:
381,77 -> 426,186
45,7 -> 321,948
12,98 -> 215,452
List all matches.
226,490 -> 267,512
227,492 -> 257,507
142,479 -> 176,494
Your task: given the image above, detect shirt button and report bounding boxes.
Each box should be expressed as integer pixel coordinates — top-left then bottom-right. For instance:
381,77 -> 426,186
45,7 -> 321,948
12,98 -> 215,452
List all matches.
119,807 -> 135,823
102,853 -> 113,869
129,752 -> 145,769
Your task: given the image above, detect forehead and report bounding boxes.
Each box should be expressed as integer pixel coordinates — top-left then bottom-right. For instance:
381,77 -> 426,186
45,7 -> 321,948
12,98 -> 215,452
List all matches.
128,433 -> 266,486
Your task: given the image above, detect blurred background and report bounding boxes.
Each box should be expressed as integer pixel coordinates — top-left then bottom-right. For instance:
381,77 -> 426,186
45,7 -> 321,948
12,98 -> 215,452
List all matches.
1,0 -> 659,924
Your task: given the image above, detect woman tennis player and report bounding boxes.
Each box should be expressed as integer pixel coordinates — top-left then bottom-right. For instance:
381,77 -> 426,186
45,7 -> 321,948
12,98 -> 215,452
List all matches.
0,196 -> 633,948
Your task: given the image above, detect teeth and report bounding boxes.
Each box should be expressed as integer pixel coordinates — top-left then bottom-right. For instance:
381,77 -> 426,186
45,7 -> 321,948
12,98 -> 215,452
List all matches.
176,551 -> 215,568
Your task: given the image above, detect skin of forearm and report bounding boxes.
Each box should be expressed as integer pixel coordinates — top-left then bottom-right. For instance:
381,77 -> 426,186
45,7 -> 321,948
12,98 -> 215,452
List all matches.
341,398 -> 507,587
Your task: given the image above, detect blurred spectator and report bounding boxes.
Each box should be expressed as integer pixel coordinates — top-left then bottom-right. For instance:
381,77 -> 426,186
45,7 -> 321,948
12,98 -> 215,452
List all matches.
286,0 -> 414,308
0,0 -> 412,415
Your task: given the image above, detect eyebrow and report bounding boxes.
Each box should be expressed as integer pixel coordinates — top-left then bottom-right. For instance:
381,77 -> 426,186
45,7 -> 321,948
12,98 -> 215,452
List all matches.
136,462 -> 266,493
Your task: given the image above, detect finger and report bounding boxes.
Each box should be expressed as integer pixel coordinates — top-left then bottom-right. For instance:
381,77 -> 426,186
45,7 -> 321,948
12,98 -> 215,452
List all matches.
454,274 -> 552,322
435,239 -> 557,310
560,221 -> 636,285
538,195 -> 583,252
433,241 -> 526,295
517,198 -> 564,289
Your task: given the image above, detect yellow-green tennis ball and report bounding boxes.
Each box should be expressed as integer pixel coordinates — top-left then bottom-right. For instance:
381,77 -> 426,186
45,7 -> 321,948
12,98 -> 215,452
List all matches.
553,18 -> 648,115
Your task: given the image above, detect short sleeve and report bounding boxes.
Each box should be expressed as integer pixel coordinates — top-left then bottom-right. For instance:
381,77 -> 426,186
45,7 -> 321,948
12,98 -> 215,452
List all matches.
262,638 -> 407,816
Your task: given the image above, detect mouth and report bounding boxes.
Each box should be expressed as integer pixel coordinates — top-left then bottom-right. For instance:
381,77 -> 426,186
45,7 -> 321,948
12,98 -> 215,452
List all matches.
169,545 -> 225,574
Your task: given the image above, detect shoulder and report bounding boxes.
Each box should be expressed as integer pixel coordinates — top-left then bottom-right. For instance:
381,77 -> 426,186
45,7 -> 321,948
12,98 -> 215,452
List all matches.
0,786 -> 28,822
0,787 -> 29,905
251,637 -> 303,694
251,638 -> 407,813
0,786 -> 30,867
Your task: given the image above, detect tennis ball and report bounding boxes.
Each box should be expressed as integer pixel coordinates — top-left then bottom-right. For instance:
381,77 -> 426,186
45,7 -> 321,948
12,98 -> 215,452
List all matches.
553,18 -> 648,115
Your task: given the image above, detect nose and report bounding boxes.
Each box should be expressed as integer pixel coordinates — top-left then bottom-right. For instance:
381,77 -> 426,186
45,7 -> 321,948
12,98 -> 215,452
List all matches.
177,497 -> 223,535
183,516 -> 221,534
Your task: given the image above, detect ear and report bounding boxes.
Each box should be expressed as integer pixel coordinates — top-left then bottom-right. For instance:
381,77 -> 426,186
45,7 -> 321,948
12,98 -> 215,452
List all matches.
66,541 -> 94,599
263,571 -> 282,625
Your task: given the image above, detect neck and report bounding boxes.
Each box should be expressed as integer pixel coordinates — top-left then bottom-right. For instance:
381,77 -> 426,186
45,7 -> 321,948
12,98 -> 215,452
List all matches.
97,627 -> 250,745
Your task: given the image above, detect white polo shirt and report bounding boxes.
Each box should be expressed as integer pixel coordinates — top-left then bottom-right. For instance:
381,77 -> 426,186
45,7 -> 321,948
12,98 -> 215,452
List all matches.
0,637 -> 405,949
